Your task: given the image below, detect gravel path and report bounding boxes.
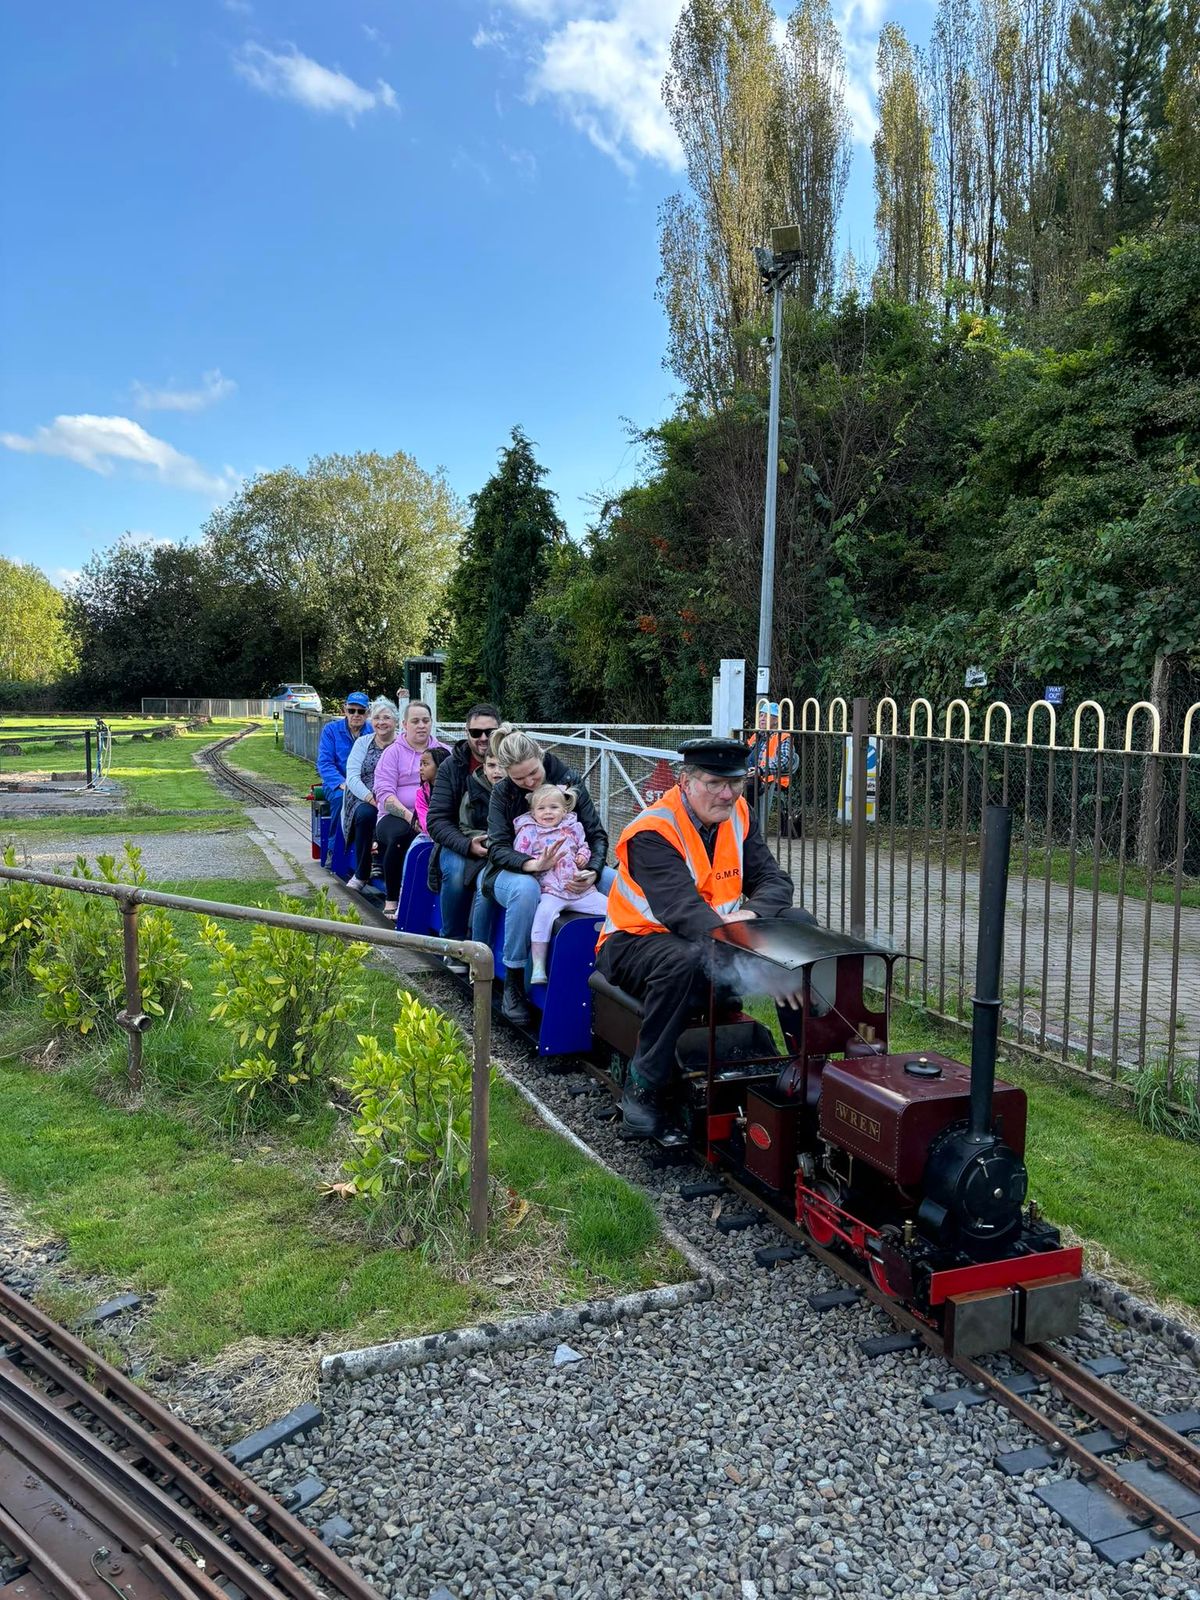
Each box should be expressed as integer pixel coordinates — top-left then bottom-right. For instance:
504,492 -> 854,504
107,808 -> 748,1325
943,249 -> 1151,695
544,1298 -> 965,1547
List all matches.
246,969 -> 1200,1600
12,828 -> 275,880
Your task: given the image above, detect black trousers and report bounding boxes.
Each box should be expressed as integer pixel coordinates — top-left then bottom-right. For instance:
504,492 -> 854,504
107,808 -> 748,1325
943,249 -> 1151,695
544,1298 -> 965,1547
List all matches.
375,812 -> 418,900
348,801 -> 378,882
596,907 -> 816,1094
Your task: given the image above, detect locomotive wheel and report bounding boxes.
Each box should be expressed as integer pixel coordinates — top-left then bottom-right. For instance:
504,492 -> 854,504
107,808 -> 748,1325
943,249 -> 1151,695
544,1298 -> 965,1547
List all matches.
868,1254 -> 900,1298
801,1181 -> 841,1248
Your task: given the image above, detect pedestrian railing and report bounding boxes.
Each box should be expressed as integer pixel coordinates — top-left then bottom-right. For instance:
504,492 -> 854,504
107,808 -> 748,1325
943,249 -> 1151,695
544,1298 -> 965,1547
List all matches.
0,866 -> 496,1239
749,694 -> 1200,1097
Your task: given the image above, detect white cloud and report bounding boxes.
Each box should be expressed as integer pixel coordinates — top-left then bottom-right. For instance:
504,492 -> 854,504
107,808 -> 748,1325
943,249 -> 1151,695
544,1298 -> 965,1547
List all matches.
131,368 -> 237,413
836,0 -> 885,146
527,1 -> 684,173
488,1 -> 883,170
234,42 -> 398,121
52,567 -> 81,589
1,415 -> 239,497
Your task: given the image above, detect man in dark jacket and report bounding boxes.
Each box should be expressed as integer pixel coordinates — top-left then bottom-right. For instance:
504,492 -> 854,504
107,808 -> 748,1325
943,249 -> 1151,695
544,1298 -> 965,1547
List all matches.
485,733 -> 615,1025
596,737 -> 814,1137
426,704 -> 502,958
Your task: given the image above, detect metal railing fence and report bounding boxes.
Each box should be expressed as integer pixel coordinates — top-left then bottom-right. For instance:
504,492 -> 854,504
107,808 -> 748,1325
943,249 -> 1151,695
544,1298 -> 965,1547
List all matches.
0,866 -> 495,1239
751,694 -> 1200,1096
141,697 -> 272,719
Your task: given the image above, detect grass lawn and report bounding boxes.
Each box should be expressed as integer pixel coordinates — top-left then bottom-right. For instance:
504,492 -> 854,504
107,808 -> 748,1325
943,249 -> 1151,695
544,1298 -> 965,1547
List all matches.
222,725 -> 316,798
0,873 -> 677,1360
745,992 -> 1199,1311
1,720 -> 261,847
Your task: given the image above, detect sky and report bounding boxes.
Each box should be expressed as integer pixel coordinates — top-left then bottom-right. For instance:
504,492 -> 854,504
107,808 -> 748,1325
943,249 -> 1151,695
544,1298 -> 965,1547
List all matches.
0,0 -> 933,586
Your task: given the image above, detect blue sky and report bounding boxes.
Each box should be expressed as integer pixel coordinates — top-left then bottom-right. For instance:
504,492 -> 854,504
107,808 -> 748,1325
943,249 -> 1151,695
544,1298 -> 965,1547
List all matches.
0,1 -> 930,585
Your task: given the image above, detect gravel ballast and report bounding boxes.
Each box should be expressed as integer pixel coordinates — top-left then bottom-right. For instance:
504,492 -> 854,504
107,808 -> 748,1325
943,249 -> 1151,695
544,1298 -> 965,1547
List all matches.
248,968 -> 1200,1600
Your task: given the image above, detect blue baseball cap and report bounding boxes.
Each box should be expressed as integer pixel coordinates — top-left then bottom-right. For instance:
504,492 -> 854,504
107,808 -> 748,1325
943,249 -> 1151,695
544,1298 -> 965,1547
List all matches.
345,691 -> 370,709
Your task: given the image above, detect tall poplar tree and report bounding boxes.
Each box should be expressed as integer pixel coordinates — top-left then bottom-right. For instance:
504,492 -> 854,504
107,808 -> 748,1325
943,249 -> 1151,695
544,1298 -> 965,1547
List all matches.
776,1 -> 852,306
930,0 -> 978,315
1162,0 -> 1200,217
873,25 -> 941,303
659,0 -> 783,406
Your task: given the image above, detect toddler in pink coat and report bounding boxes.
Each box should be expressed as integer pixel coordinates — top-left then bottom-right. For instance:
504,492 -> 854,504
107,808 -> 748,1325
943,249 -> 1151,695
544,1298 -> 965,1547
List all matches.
513,784 -> 610,985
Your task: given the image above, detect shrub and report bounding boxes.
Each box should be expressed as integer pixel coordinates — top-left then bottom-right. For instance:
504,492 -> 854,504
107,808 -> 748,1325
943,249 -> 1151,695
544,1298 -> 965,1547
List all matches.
199,889 -> 368,1119
341,992 -> 478,1246
27,846 -> 190,1038
0,845 -> 58,992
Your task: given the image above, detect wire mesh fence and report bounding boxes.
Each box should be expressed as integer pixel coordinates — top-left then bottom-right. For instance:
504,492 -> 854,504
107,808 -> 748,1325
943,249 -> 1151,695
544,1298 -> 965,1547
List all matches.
140,697 -> 272,719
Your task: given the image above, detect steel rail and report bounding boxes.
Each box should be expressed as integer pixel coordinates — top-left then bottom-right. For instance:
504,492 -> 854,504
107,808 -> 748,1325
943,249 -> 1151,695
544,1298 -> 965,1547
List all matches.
0,1282 -> 379,1600
1012,1340 -> 1200,1492
198,727 -> 313,842
0,1503 -> 93,1600
710,1167 -> 1200,1558
0,1379 -> 291,1600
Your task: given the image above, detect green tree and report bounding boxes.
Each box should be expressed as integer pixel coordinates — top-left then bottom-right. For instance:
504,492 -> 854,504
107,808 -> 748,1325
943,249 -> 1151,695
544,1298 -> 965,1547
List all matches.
442,429 -> 564,711
0,559 -> 77,684
205,451 -> 462,692
1162,0 -> 1200,218
873,25 -> 941,303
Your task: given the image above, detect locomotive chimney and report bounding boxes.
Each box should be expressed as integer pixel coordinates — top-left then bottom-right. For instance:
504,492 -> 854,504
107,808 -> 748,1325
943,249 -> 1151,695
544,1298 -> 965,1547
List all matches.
969,803 -> 1012,1139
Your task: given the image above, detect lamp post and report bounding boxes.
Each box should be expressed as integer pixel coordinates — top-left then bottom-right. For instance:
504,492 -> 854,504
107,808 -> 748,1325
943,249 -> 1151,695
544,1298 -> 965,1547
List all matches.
753,223 -> 805,701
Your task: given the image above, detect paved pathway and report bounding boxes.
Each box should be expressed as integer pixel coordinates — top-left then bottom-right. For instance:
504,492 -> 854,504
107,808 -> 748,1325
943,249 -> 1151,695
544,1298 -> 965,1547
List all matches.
773,833 -> 1200,1079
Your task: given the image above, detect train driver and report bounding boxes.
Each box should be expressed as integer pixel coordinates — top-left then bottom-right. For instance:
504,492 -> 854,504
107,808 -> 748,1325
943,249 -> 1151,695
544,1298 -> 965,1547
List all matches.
595,737 -> 814,1139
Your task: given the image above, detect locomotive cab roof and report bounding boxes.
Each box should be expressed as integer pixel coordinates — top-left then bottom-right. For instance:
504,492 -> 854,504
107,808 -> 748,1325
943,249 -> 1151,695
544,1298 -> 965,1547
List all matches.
709,919 -> 900,972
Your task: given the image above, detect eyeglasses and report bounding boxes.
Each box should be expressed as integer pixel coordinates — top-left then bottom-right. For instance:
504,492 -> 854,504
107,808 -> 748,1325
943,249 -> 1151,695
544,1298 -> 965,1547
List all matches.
346,707 -> 367,716
467,726 -> 496,739
693,775 -> 746,794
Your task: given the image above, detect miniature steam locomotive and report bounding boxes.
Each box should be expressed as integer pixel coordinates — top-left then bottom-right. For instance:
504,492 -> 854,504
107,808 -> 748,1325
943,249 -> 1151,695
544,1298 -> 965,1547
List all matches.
589,806 -> 1083,1358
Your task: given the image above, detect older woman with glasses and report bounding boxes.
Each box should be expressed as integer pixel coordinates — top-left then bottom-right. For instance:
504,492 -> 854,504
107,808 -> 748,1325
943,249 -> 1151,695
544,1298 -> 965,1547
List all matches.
372,700 -> 449,918
342,697 -> 399,893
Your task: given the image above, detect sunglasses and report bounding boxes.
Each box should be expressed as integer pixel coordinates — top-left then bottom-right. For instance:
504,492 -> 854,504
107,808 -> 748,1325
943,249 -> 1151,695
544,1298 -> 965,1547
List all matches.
467,726 -> 496,739
346,707 -> 367,715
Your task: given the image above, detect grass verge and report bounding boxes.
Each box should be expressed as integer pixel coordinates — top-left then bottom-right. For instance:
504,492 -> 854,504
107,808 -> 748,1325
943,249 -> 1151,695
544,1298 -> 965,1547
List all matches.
0,876 -> 678,1361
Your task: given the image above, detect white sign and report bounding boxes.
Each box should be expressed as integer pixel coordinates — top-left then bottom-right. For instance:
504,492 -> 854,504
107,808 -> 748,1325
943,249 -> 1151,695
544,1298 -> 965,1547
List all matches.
965,665 -> 988,689
756,666 -> 770,695
838,737 -> 880,823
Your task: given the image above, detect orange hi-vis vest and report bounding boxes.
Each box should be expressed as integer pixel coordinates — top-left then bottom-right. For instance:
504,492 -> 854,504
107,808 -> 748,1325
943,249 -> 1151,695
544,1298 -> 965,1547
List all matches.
747,731 -> 791,788
596,785 -> 749,950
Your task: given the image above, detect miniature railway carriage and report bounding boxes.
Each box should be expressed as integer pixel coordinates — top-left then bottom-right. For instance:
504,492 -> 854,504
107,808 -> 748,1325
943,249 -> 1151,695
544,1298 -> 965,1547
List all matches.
590,808 -> 1084,1359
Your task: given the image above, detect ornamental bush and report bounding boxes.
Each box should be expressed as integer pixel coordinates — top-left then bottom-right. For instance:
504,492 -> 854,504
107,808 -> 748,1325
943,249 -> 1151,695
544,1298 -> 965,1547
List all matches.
27,846 -> 190,1038
0,845 -> 58,992
341,992 -> 478,1246
199,888 -> 368,1120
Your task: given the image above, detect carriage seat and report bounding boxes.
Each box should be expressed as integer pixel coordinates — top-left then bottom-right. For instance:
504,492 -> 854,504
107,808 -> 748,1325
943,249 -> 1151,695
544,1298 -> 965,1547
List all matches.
588,970 -> 643,1060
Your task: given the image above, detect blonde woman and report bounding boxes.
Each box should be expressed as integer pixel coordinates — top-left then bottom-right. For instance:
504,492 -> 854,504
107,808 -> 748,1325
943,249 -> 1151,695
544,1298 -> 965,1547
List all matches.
483,726 -> 615,1024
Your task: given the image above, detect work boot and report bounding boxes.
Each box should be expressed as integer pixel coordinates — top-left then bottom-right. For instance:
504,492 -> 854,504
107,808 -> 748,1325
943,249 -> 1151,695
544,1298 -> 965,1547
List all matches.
501,969 -> 530,1027
619,1075 -> 662,1139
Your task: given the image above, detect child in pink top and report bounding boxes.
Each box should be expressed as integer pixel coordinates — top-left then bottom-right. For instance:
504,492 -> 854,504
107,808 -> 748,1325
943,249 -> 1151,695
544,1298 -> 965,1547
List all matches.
414,746 -> 451,835
513,784 -> 610,985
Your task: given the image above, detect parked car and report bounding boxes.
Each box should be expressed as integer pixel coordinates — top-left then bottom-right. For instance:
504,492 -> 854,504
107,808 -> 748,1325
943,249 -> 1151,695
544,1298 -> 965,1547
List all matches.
268,683 -> 323,714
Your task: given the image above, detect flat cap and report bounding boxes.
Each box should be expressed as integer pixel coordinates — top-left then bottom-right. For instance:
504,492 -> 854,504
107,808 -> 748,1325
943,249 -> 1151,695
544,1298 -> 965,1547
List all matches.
677,737 -> 751,777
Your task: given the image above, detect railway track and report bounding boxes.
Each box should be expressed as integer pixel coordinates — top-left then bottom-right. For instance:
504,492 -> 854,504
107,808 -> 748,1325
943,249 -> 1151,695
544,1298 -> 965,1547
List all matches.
0,1279 -> 379,1600
198,727 -> 314,848
715,1169 -> 1200,1560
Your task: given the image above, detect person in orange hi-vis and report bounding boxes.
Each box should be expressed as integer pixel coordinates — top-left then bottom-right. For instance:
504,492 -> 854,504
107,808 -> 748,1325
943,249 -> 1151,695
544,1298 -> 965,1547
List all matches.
595,738 -> 816,1139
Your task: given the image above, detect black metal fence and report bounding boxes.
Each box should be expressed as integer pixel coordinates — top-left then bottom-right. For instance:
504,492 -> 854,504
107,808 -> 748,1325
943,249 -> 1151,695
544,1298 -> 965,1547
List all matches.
750,695 -> 1200,1096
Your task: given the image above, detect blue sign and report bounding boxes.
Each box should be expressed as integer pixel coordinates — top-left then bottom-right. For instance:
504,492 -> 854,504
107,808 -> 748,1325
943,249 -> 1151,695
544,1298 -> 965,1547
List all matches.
1044,686 -> 1065,706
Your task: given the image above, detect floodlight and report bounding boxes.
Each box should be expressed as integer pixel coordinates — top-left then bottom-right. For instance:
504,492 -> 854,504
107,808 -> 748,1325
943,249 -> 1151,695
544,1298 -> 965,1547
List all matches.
771,223 -> 803,259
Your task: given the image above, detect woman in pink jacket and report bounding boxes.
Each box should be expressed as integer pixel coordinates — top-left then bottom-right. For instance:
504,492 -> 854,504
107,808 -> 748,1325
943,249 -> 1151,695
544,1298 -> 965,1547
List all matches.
373,701 -> 449,917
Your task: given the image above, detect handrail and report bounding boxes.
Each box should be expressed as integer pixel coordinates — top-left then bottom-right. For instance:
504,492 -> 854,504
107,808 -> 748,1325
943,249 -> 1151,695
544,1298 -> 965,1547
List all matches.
0,865 -> 495,1241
